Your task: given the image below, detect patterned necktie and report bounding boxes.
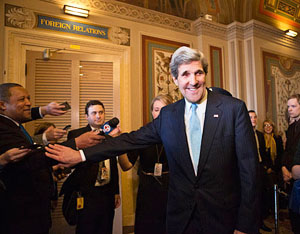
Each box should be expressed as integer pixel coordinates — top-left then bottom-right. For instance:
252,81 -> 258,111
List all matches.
189,103 -> 202,173
19,124 -> 33,144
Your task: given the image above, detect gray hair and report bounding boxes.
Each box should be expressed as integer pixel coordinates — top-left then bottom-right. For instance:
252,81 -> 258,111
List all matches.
0,83 -> 22,102
170,46 -> 208,79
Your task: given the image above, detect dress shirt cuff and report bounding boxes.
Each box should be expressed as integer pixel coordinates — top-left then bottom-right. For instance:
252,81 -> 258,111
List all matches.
42,132 -> 49,145
79,150 -> 86,161
38,107 -> 44,118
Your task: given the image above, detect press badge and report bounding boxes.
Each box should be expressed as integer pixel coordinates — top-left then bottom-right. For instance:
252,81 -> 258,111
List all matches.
101,167 -> 109,180
154,163 -> 162,176
77,197 -> 84,210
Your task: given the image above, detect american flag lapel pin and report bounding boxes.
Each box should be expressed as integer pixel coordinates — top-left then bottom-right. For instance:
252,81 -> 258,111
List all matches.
213,114 -> 219,118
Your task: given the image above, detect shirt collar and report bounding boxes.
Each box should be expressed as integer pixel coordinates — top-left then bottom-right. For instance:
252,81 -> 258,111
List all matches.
185,89 -> 208,113
90,125 -> 101,131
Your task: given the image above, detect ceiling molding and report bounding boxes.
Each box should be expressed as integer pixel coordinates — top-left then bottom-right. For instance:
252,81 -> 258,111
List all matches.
193,18 -> 300,50
40,0 -> 193,33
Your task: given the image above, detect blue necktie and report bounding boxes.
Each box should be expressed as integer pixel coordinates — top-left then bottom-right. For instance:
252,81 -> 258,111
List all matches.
189,103 -> 202,173
19,124 -> 33,144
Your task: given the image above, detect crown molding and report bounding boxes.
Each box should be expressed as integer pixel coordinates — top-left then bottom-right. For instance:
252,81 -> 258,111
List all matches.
40,0 -> 193,33
193,18 -> 300,50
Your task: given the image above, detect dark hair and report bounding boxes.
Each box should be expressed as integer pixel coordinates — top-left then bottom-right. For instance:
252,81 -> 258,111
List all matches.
85,100 -> 105,115
288,94 -> 300,104
34,122 -> 56,135
248,110 -> 256,114
170,46 -> 208,79
0,83 -> 22,102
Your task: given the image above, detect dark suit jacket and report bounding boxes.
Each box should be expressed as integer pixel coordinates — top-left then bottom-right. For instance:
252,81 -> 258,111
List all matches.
82,90 -> 260,234
0,115 -> 76,234
61,125 -> 119,197
282,120 -> 300,171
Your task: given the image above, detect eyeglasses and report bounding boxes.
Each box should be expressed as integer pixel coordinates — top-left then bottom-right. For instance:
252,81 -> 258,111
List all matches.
264,124 -> 272,127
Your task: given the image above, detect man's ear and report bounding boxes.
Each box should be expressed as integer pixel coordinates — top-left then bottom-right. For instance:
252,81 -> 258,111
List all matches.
85,114 -> 88,120
172,76 -> 178,86
0,101 -> 6,112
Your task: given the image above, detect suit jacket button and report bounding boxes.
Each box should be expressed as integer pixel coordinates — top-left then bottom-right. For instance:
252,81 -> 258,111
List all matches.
194,184 -> 199,189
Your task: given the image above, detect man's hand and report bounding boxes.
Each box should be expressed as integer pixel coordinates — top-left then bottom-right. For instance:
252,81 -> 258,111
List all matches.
109,126 -> 121,137
0,148 -> 31,166
45,144 -> 82,166
282,166 -> 292,182
41,102 -> 67,116
233,230 -> 246,234
115,194 -> 121,208
45,126 -> 67,142
75,131 -> 104,149
292,165 -> 300,180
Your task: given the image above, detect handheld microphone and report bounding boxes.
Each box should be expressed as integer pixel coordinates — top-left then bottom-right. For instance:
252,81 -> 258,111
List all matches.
100,117 -> 119,135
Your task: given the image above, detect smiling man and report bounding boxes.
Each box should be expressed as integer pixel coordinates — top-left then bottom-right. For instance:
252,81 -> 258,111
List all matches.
46,47 -> 260,234
0,83 -> 103,234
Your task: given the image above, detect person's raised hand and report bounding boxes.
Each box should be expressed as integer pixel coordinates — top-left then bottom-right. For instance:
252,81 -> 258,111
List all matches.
75,131 -> 104,149
45,126 -> 67,142
41,102 -> 67,116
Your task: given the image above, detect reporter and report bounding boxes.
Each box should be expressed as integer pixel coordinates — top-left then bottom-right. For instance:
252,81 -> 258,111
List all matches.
118,94 -> 173,234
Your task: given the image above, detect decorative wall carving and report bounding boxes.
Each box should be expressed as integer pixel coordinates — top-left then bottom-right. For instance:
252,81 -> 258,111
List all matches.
109,27 -> 130,46
263,51 -> 300,136
141,35 -> 188,124
41,0 -> 192,33
5,4 -> 35,29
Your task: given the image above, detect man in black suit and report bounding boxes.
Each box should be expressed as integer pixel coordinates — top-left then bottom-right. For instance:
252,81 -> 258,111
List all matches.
0,83 -> 103,234
46,47 -> 260,234
60,100 -> 120,234
282,94 -> 300,233
248,110 -> 272,232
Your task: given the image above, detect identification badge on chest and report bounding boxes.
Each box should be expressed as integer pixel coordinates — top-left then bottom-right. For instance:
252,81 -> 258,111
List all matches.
101,167 -> 109,180
77,195 -> 84,210
154,163 -> 162,176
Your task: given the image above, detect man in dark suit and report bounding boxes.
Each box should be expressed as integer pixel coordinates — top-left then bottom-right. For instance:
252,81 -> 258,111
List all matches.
248,110 -> 272,232
46,47 -> 260,234
282,94 -> 300,233
0,83 -> 103,234
60,100 -> 120,234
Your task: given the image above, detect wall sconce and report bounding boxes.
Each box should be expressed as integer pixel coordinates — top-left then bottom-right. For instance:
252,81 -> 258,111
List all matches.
285,29 -> 298,37
64,5 -> 89,18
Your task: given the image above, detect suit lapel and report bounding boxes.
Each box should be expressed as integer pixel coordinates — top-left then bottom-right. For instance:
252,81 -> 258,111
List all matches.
197,91 -> 222,178
171,100 -> 197,182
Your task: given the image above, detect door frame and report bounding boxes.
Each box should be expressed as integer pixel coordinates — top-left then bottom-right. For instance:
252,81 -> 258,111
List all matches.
3,27 -> 131,233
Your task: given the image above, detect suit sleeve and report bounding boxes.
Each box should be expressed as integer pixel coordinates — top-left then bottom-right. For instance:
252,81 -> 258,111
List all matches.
293,140 -> 300,166
83,118 -> 162,162
235,102 -> 260,233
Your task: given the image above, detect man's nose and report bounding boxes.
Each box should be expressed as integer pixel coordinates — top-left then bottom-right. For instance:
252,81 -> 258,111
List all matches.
189,74 -> 197,85
25,98 -> 31,106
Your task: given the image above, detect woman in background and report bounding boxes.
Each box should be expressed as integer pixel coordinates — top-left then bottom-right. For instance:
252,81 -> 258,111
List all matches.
119,94 -> 173,234
263,119 -> 284,181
